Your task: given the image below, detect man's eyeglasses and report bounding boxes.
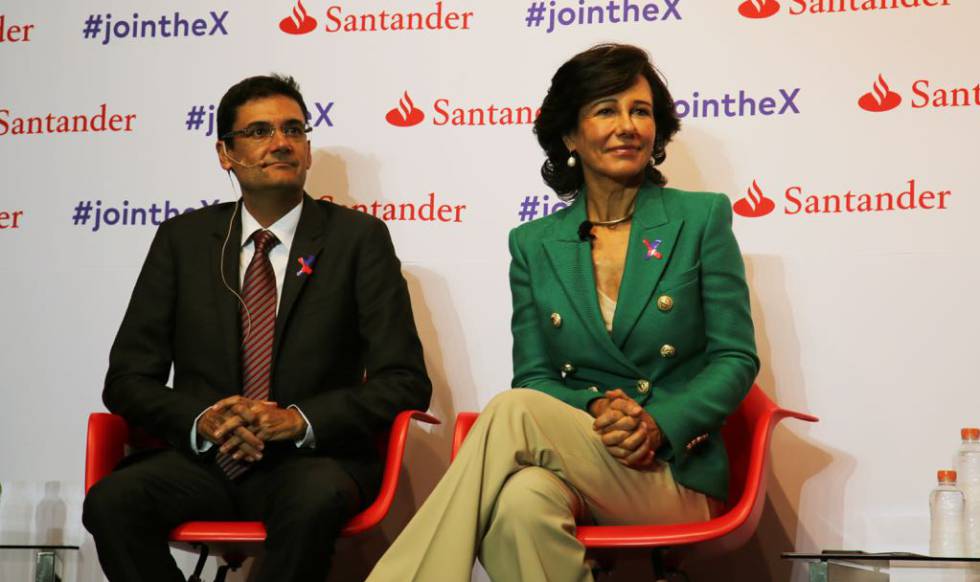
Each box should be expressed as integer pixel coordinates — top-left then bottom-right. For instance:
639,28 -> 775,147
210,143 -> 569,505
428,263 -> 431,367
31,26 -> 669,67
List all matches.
221,122 -> 312,142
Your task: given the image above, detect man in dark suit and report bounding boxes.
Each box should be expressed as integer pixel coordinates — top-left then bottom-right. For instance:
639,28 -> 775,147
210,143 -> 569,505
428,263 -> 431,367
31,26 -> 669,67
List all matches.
82,74 -> 431,581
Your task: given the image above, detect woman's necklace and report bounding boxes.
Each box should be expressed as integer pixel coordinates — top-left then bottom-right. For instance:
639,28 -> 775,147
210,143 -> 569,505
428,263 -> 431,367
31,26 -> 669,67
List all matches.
591,195 -> 637,229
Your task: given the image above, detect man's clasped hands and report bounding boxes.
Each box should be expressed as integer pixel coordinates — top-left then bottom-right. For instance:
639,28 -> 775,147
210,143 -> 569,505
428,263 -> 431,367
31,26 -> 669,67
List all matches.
196,396 -> 308,462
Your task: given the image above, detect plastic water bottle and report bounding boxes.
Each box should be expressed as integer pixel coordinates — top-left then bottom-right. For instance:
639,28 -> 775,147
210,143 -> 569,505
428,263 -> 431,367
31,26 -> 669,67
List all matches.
957,428 -> 980,557
930,469 -> 965,556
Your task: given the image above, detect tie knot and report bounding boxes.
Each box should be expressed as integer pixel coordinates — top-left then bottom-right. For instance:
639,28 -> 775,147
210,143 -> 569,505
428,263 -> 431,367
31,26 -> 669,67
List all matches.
251,229 -> 279,255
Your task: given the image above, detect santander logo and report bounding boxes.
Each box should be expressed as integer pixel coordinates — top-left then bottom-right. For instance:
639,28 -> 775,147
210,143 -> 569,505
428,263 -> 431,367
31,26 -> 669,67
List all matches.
738,0 -> 780,19
858,74 -> 902,112
280,0 -> 318,35
385,92 -> 426,127
733,180 -> 775,217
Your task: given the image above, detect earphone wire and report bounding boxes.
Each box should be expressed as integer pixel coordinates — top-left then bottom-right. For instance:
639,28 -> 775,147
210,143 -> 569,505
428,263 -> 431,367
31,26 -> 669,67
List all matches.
219,171 -> 253,343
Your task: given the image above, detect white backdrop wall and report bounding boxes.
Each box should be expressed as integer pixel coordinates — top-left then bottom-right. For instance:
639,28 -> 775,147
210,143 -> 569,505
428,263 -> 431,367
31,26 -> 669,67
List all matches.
1,0 -> 978,580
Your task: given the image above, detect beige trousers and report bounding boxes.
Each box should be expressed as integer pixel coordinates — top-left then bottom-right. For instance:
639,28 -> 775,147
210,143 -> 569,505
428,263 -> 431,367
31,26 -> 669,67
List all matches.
367,389 -> 713,582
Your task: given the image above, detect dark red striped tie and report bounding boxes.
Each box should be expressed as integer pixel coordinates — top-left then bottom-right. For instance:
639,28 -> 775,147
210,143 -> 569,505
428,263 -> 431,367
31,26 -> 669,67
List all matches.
218,229 -> 279,479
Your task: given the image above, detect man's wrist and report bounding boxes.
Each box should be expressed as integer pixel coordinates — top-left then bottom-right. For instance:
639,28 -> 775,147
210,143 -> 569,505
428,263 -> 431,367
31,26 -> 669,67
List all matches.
287,405 -> 315,447
290,408 -> 308,438
191,408 -> 216,454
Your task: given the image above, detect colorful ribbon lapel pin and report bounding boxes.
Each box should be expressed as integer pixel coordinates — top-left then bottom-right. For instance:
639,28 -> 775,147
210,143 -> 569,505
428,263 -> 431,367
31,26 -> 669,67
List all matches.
296,255 -> 316,277
643,239 -> 663,260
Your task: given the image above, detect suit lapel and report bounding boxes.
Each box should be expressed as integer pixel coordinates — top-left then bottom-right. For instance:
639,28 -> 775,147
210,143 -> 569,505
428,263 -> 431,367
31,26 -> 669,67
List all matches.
210,201 -> 244,387
543,198 -> 640,375
274,195 -> 324,356
611,185 -> 682,348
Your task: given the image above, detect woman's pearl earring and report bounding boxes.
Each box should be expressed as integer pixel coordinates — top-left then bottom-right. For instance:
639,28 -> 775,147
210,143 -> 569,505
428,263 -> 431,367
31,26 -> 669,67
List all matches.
566,153 -> 577,168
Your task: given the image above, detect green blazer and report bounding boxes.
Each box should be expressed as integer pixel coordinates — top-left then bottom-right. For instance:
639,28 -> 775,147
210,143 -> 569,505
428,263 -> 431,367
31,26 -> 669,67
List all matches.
508,183 -> 759,500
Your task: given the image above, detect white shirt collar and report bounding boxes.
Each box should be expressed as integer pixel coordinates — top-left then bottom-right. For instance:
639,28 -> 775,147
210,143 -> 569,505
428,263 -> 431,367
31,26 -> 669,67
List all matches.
240,197 -> 304,251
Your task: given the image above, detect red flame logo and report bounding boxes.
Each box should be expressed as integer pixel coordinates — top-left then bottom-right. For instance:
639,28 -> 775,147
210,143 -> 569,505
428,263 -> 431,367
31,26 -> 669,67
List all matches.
733,180 -> 775,217
738,0 -> 780,19
385,91 -> 426,127
858,74 -> 902,112
279,0 -> 317,35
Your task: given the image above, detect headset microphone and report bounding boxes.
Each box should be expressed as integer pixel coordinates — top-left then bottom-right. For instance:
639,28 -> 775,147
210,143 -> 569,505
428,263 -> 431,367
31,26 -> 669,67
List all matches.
220,141 -> 262,169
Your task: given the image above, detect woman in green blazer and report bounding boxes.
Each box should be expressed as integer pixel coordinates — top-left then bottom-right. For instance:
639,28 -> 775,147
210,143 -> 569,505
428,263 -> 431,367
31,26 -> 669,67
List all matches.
368,44 -> 759,582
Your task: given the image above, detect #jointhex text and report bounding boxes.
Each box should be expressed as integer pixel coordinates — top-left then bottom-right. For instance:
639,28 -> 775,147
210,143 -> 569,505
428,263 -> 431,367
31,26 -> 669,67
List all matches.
518,195 -> 568,222
186,101 -> 334,135
82,11 -> 228,46
72,199 -> 221,232
526,0 -> 681,33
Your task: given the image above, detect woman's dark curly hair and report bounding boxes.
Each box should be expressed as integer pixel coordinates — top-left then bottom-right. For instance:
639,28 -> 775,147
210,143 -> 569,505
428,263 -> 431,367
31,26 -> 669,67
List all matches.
534,44 -> 680,201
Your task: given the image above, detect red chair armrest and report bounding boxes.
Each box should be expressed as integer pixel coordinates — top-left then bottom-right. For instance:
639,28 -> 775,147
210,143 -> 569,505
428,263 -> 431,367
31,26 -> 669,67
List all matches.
341,409 -> 439,535
85,413 -> 129,494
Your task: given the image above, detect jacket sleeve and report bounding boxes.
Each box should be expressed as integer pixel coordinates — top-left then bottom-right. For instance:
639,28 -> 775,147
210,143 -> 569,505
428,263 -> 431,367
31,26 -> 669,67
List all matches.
647,195 -> 760,464
291,219 -> 432,445
103,223 -> 215,452
509,227 -> 599,412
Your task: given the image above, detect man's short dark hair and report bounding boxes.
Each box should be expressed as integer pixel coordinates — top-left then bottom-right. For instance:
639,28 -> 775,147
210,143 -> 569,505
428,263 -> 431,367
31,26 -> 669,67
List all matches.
534,44 -> 681,200
217,74 -> 310,146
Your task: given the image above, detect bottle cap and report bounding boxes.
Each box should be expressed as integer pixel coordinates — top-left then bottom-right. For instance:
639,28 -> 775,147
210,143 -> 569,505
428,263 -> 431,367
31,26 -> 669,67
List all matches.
961,428 -> 980,441
938,470 -> 958,483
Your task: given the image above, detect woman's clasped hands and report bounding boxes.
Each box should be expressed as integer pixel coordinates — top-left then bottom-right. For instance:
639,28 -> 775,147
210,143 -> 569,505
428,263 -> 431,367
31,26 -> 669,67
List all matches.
590,388 -> 662,470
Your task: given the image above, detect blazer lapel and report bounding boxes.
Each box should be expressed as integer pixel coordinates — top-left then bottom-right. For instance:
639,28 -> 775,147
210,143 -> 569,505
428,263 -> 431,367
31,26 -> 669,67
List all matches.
273,195 -> 324,356
210,201 -> 244,387
611,185 -> 682,348
542,199 -> 639,374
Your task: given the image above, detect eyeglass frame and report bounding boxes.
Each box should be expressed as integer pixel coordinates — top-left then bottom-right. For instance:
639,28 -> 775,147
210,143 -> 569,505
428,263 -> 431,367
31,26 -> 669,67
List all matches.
220,121 -> 313,142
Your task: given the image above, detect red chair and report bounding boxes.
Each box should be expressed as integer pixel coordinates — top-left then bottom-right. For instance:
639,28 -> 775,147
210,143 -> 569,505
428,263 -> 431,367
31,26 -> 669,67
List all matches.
86,409 -> 439,582
452,384 -> 818,580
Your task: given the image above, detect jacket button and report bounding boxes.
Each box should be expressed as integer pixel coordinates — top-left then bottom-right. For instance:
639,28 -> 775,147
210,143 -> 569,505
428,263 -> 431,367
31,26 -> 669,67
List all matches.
636,379 -> 650,394
561,362 -> 576,374
550,312 -> 562,328
660,344 -> 676,358
657,295 -> 674,312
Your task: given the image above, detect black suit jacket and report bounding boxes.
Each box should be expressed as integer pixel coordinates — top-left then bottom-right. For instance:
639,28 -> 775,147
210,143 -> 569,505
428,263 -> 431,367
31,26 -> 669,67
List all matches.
104,195 -> 431,491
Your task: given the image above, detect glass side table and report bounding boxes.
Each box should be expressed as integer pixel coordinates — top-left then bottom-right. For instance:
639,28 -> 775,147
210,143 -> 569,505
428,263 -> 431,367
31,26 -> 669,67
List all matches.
0,545 -> 80,582
783,551 -> 980,582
